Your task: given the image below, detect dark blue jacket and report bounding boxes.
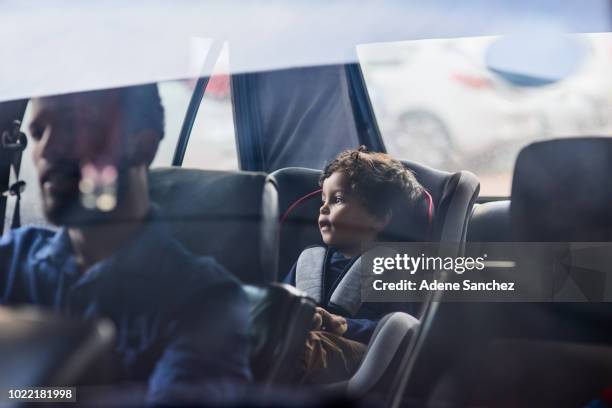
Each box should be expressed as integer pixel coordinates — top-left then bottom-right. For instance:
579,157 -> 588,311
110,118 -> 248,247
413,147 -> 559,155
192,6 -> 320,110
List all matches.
285,246 -> 418,344
0,212 -> 251,405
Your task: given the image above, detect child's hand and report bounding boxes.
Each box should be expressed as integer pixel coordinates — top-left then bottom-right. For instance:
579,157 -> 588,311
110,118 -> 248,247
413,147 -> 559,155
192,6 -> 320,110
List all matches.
316,307 -> 347,335
311,309 -> 323,330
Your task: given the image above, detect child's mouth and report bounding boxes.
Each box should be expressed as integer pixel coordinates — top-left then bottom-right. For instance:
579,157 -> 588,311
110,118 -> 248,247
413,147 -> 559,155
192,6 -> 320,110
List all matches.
319,220 -> 331,232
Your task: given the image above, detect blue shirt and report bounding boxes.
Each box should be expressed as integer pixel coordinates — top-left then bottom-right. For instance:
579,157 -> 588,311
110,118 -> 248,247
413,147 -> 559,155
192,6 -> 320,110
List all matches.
0,212 -> 252,405
286,247 -> 419,344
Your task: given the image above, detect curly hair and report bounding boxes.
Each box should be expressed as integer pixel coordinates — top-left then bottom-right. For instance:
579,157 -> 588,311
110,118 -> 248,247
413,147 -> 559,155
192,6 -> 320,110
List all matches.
320,146 -> 425,219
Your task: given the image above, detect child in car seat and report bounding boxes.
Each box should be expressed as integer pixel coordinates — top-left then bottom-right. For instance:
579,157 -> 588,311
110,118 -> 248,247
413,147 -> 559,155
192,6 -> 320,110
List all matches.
285,146 -> 428,384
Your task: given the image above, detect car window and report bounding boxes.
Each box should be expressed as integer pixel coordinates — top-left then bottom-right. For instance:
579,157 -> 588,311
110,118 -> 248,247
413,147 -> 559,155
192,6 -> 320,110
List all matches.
12,79 -> 195,228
357,32 -> 612,196
12,48 -> 238,229
181,42 -> 238,170
3,103 -> 46,231
151,81 -> 193,167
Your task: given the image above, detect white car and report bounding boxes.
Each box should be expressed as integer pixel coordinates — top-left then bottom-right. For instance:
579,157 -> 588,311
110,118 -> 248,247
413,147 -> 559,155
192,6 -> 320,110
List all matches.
359,33 -> 612,171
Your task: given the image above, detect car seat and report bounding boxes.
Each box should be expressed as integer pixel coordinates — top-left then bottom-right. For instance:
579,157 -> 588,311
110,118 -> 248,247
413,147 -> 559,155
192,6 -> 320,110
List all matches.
512,137 -> 612,242
149,167 -> 273,284
403,138 -> 612,407
509,136 -> 612,329
262,160 -> 479,404
263,160 -> 480,282
325,312 -> 420,400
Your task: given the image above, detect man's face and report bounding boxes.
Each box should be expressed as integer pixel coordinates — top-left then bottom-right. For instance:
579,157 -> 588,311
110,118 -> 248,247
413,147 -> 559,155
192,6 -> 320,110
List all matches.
318,171 -> 385,253
29,91 -> 124,225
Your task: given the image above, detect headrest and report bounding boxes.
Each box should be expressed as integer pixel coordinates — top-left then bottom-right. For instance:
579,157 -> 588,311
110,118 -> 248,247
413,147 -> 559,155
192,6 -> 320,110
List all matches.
149,167 -> 271,283
511,137 -> 612,242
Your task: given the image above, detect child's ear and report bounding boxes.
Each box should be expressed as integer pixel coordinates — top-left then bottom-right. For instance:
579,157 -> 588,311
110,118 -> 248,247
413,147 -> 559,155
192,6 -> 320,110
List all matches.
374,210 -> 392,232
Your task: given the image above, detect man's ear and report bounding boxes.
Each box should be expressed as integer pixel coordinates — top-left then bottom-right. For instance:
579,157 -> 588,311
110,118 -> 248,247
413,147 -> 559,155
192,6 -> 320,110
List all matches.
125,129 -> 160,166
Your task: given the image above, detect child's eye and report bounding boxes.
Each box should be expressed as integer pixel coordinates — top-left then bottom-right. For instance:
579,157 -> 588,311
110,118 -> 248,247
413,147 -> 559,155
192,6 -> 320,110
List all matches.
334,196 -> 345,204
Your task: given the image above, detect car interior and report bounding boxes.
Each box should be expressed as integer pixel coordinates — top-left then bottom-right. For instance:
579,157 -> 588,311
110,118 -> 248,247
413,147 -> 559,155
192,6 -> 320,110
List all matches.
1,2 -> 611,407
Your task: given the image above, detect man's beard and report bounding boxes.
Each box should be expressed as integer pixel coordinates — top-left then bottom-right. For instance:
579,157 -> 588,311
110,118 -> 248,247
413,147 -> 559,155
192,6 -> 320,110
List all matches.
41,162 -> 130,227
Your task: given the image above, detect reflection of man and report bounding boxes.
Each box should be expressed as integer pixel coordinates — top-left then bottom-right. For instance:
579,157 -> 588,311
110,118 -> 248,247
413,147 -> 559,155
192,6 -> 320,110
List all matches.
0,85 -> 251,404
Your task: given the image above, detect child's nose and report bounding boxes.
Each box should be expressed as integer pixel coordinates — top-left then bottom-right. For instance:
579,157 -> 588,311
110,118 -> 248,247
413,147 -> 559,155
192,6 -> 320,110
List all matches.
320,202 -> 330,215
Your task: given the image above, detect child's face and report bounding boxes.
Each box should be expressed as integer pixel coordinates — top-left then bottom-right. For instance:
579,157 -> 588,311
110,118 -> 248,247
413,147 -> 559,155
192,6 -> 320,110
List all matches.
318,172 -> 388,256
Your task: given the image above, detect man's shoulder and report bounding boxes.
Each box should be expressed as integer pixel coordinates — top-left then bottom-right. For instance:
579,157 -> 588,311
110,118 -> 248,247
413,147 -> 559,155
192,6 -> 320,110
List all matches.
154,237 -> 244,300
111,231 -> 248,322
1,225 -> 58,250
159,247 -> 249,323
184,252 -> 242,291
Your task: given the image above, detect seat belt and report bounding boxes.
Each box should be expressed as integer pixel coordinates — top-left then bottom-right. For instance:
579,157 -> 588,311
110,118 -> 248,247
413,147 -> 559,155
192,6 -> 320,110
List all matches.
1,119 -> 28,233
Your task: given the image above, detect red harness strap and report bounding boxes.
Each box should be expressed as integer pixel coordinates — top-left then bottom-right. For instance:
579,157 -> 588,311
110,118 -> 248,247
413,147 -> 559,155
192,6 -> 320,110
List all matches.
280,188 -> 323,224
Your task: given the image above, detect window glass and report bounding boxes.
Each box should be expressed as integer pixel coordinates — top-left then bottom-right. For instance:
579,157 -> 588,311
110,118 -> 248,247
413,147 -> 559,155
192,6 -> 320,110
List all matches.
151,81 -> 193,167
11,103 -> 47,229
358,33 -> 612,196
11,78 -> 198,229
182,42 -> 238,170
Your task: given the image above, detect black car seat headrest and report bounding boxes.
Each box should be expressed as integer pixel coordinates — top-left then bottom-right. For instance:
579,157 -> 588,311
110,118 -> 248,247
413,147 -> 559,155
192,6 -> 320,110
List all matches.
511,137 -> 612,242
266,162 -> 479,280
149,167 -> 272,284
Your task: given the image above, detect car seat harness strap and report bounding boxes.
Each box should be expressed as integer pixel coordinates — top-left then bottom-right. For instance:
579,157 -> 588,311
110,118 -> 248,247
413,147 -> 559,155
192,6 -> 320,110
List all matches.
295,246 -> 363,316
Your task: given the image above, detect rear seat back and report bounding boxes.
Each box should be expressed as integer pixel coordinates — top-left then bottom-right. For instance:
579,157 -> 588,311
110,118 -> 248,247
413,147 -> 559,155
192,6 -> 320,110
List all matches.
265,161 -> 480,281
149,167 -> 273,284
150,168 -> 319,386
512,137 -> 612,242
407,138 -> 612,407
467,200 -> 511,242
509,136 -> 612,321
